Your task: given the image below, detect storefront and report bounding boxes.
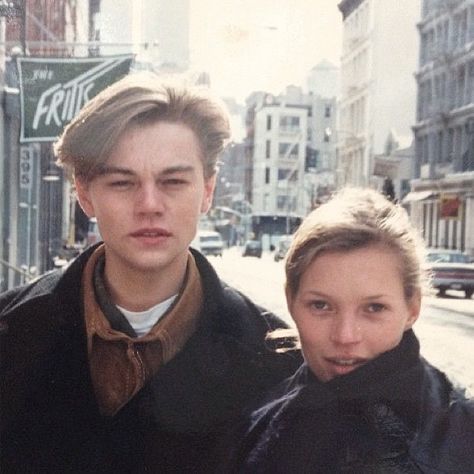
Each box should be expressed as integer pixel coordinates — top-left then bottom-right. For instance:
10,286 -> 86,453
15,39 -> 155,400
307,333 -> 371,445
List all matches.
404,172 -> 474,257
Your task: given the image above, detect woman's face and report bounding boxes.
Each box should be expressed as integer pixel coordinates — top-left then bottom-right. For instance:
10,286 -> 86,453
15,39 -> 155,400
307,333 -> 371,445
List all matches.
287,245 -> 420,382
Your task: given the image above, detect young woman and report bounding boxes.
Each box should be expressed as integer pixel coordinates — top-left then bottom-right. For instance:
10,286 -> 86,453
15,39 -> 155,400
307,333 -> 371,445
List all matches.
220,187 -> 474,473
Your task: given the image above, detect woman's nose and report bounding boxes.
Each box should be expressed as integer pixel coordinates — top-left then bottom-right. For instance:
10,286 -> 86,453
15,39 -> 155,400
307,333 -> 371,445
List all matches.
330,314 -> 362,345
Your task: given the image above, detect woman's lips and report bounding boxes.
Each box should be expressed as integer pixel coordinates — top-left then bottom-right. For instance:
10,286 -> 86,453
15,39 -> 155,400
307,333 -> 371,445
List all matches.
325,357 -> 367,376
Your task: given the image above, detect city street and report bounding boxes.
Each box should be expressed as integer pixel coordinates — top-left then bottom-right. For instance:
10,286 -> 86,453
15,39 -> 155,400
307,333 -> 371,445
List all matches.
210,247 -> 474,394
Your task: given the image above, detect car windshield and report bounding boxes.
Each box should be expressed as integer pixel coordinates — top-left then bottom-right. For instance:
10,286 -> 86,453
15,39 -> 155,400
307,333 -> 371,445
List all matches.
426,252 -> 469,263
201,235 -> 221,243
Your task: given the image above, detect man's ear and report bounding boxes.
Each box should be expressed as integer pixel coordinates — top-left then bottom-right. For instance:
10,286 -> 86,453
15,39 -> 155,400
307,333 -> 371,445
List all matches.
74,177 -> 95,218
285,285 -> 294,316
201,173 -> 217,214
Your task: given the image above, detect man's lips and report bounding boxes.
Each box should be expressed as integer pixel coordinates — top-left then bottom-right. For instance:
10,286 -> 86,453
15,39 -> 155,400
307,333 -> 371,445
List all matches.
130,228 -> 172,238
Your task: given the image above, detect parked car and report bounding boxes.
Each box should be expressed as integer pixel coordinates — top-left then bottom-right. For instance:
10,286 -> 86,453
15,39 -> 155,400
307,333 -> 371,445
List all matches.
274,235 -> 292,262
191,230 -> 224,257
426,248 -> 474,299
242,240 -> 262,258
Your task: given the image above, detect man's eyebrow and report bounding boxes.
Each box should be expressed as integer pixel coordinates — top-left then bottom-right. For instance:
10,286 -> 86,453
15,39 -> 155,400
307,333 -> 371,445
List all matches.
97,165 -> 133,176
97,164 -> 196,176
161,165 -> 195,175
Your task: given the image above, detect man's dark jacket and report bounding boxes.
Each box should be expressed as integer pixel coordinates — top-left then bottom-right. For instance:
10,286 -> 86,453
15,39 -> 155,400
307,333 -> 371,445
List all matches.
0,246 -> 301,473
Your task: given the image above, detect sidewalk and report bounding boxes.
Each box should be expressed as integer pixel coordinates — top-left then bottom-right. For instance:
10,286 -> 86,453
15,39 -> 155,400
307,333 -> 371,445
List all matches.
424,293 -> 474,316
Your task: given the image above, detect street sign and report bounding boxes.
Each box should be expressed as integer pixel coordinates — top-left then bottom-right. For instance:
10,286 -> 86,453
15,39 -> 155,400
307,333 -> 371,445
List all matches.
17,55 -> 133,142
439,194 -> 462,219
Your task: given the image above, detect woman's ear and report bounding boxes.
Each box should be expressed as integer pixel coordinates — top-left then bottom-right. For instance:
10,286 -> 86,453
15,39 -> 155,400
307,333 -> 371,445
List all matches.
74,177 -> 95,218
405,290 -> 421,330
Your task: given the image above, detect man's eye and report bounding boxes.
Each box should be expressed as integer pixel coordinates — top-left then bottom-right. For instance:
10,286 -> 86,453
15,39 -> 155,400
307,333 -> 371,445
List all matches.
163,178 -> 187,186
367,303 -> 386,313
109,180 -> 132,188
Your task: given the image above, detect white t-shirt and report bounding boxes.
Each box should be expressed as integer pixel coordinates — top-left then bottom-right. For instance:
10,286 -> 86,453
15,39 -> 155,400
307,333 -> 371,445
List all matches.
117,294 -> 178,337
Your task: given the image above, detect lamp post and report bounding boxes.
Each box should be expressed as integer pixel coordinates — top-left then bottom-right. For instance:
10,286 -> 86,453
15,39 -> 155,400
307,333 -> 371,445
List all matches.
41,162 -> 61,272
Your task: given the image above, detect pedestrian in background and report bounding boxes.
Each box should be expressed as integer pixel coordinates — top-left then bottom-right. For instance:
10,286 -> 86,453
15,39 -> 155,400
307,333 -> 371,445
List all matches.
220,187 -> 474,473
0,73 -> 300,473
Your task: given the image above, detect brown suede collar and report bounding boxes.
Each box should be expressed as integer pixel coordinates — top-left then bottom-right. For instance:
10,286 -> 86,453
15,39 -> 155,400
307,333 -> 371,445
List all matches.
82,244 -> 203,416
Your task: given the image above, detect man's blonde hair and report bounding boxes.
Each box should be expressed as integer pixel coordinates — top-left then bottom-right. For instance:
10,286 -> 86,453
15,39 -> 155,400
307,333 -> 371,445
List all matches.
54,72 -> 231,181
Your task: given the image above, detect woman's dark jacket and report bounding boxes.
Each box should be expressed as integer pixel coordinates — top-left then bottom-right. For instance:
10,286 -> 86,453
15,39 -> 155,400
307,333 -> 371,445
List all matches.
0,246 -> 301,473
222,330 -> 474,473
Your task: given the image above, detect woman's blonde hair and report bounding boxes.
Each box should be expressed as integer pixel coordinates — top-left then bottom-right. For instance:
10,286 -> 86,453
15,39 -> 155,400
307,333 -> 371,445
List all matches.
54,72 -> 231,181
285,187 -> 430,301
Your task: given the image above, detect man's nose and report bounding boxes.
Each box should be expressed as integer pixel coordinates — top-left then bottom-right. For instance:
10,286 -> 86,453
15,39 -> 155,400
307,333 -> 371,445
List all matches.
135,183 -> 166,214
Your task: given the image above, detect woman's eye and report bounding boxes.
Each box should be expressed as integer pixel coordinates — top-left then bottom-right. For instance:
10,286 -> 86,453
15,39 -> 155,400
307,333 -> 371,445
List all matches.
311,300 -> 330,311
367,303 -> 386,313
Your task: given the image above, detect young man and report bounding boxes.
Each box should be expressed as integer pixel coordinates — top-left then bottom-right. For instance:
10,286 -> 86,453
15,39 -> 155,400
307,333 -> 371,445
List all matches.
0,74 -> 300,473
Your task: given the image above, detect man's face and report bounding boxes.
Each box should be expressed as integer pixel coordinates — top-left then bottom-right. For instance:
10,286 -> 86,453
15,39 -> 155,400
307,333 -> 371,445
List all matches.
76,121 -> 215,278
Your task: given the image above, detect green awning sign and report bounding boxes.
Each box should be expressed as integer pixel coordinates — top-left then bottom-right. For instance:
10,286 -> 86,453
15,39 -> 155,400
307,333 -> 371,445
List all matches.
18,55 -> 133,142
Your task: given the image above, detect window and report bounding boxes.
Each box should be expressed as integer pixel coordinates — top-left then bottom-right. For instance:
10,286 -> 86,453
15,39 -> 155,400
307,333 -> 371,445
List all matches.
265,167 -> 270,184
278,169 -> 298,181
266,115 -> 272,131
277,195 -> 289,210
265,140 -> 271,158
279,116 -> 300,132
278,142 -> 299,159
447,128 -> 454,162
325,105 -> 331,118
436,130 -> 444,163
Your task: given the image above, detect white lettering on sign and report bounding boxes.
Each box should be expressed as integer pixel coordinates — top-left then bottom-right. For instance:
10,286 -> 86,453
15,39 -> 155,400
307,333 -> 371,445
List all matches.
31,58 -> 127,131
33,69 -> 54,81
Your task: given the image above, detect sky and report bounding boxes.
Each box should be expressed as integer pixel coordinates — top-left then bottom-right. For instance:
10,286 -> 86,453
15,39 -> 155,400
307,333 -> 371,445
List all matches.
189,0 -> 343,102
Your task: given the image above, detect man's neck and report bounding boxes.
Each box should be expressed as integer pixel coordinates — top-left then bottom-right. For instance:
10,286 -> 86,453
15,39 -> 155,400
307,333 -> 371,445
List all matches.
102,252 -> 189,312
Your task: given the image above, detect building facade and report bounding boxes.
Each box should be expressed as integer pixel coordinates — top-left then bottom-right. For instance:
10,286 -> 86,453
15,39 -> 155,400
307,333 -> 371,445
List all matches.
337,0 -> 421,189
410,0 -> 474,256
249,85 -> 337,219
1,0 -> 90,290
98,0 -> 190,72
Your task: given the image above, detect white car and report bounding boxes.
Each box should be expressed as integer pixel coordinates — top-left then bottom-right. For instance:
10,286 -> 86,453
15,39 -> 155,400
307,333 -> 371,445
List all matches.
426,249 -> 474,299
191,230 -> 224,257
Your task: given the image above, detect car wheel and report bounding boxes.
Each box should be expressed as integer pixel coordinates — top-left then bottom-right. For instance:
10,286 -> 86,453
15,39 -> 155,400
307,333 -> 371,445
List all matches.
465,289 -> 473,299
438,288 -> 446,297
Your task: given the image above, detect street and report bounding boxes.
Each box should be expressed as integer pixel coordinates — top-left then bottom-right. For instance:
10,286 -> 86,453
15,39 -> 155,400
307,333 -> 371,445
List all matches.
210,247 -> 474,395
